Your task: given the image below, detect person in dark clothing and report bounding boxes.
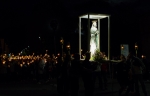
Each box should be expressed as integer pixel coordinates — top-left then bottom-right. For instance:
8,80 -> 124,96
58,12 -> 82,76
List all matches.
56,56 -> 64,95
44,58 -> 52,82
93,62 -> 102,90
142,56 -> 150,81
125,52 -> 147,96
70,53 -> 81,96
116,54 -> 130,96
82,52 -> 95,96
62,54 -> 71,96
101,62 -> 108,90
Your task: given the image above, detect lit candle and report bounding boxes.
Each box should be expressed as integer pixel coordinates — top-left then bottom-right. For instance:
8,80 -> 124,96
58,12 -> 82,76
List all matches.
20,64 -> 23,67
2,61 -> 6,64
8,59 -> 11,61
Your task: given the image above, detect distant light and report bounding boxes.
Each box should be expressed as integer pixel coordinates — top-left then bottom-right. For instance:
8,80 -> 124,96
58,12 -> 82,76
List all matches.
39,37 -> 41,39
28,46 -> 30,48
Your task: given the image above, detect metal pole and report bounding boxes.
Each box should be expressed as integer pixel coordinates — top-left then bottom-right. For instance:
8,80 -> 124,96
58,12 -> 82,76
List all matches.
108,16 -> 110,60
112,62 -> 114,96
107,16 -> 113,96
88,14 -> 90,53
135,43 -> 138,57
136,50 -> 137,57
98,18 -> 100,52
79,17 -> 81,59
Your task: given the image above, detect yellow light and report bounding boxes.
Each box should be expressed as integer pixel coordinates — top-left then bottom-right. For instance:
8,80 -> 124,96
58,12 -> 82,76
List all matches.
45,54 -> 47,56
45,60 -> 47,63
121,45 -> 124,50
135,45 -> 138,48
2,56 -> 5,58
60,40 -> 63,42
8,59 -> 12,61
135,43 -> 138,49
2,61 -> 6,64
60,38 -> 64,44
20,64 -> 23,67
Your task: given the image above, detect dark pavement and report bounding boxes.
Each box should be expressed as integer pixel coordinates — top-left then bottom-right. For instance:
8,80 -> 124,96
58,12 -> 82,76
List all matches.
0,77 -> 150,96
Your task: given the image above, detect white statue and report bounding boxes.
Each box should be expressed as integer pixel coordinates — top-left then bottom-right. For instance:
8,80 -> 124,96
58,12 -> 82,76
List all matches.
90,21 -> 99,57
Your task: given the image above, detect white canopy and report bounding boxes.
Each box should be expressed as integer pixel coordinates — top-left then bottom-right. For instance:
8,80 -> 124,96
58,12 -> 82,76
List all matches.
79,14 -> 109,19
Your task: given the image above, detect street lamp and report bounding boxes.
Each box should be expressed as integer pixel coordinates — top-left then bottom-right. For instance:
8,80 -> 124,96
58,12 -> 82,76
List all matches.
142,55 -> 144,58
135,42 -> 138,57
66,42 -> 71,55
60,37 -> 64,61
121,45 -> 124,50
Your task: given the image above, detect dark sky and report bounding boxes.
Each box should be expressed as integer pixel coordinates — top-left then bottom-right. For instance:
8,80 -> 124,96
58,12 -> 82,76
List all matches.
1,0 -> 150,54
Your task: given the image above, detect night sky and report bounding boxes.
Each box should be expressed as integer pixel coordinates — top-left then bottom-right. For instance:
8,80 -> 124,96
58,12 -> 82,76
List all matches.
1,0 -> 150,55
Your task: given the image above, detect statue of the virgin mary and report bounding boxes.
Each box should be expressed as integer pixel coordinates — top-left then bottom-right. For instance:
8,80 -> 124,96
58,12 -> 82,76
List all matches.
90,20 -> 99,57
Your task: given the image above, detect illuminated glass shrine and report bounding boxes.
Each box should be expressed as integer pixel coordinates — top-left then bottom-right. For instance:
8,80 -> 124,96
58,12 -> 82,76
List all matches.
79,13 -> 110,60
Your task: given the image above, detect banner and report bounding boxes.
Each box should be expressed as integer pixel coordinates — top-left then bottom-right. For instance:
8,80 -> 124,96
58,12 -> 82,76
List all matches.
121,44 -> 129,58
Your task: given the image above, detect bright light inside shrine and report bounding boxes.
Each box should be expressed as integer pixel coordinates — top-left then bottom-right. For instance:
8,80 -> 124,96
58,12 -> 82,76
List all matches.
80,14 -> 109,19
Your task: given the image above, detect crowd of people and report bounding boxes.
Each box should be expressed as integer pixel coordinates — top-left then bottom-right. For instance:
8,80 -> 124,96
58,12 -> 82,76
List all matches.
56,52 -> 108,96
0,52 -> 150,96
115,53 -> 150,96
0,53 -> 58,83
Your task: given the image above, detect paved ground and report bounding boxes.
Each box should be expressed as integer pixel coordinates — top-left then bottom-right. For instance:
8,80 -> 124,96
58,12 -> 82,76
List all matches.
0,77 -> 150,96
